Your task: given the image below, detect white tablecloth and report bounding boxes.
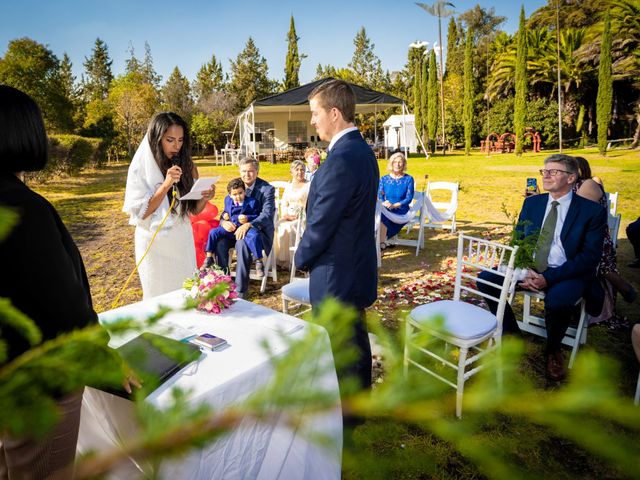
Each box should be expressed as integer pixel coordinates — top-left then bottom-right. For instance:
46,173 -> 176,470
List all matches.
77,290 -> 342,479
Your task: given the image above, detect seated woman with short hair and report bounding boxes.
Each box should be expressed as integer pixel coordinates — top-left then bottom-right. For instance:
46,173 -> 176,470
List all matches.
378,152 -> 414,249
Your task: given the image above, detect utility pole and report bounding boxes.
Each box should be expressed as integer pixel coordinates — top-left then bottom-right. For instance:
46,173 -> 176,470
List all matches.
556,0 -> 563,152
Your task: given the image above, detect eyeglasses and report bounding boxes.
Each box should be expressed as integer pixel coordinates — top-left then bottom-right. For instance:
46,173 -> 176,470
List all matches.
539,169 -> 573,177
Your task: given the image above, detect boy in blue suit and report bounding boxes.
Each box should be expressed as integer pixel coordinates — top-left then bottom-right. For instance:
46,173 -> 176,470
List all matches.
478,154 -> 606,381
203,178 -> 263,271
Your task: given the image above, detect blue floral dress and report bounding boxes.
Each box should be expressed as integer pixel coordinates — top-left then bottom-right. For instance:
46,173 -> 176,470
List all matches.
378,174 -> 415,239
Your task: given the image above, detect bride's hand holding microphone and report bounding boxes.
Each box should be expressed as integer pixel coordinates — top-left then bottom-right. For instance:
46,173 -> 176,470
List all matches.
163,164 -> 182,192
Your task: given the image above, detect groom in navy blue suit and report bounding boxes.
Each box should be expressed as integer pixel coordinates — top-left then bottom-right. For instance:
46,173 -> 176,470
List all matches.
295,79 -> 379,391
479,154 -> 606,380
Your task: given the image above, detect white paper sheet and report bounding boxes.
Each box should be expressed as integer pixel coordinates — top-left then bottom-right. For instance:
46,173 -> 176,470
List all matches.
180,177 -> 219,201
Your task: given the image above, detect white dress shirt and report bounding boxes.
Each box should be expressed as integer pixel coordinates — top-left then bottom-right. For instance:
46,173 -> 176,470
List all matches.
327,126 -> 359,152
542,190 -> 573,268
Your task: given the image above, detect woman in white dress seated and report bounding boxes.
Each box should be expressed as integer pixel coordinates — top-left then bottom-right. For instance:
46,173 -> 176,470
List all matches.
275,160 -> 309,268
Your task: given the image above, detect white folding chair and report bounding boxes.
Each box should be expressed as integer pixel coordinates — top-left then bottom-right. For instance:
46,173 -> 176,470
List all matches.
608,212 -> 621,249
386,191 -> 428,256
404,233 -> 518,418
213,147 -> 225,166
288,211 -> 306,282
511,290 -> 588,369
423,181 -> 459,232
281,214 -> 311,316
270,181 -> 290,218
606,191 -> 618,216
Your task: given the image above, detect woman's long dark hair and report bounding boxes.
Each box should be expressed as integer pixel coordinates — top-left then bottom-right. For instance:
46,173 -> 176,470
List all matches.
574,156 -> 592,180
147,112 -> 198,216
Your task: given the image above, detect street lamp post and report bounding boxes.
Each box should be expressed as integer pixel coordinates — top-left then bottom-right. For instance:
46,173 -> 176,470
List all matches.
384,125 -> 390,159
416,1 -> 456,155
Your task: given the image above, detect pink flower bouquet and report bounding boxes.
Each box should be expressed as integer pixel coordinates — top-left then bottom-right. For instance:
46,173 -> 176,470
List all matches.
183,267 -> 238,314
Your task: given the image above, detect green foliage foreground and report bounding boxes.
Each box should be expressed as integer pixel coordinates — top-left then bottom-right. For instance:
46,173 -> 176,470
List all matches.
1,254 -> 640,480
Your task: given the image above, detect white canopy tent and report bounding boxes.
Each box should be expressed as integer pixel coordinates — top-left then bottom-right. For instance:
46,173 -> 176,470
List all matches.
384,114 -> 424,154
236,78 -> 414,159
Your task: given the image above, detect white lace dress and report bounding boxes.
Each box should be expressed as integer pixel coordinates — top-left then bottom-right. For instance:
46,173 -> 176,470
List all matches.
124,135 -> 196,299
274,182 -> 309,268
133,212 -> 195,299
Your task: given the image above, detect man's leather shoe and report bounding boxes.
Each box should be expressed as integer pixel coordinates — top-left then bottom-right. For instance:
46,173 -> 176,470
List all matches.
546,351 -> 566,381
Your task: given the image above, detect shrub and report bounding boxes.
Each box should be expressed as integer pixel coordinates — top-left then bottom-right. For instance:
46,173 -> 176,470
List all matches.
26,135 -> 107,182
478,96 -> 559,148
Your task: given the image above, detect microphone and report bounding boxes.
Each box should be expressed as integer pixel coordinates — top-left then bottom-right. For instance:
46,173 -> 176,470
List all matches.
170,156 -> 180,197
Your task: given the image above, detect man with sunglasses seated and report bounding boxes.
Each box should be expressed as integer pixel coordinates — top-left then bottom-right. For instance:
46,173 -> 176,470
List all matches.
478,154 -> 607,381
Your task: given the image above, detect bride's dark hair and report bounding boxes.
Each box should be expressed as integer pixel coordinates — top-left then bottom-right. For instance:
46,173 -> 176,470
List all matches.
147,112 -> 198,216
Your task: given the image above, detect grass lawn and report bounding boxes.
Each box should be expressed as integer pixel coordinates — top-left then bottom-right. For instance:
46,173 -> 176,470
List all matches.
32,146 -> 640,479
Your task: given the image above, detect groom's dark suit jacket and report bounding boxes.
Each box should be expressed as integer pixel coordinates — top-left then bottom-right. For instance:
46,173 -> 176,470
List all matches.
516,192 -> 607,313
295,130 -> 379,309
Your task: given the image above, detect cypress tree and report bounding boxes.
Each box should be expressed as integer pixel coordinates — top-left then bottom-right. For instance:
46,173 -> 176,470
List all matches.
463,29 -> 474,155
427,49 -> 438,153
413,58 -> 423,142
421,55 -> 428,145
284,16 -> 303,90
596,12 -> 613,156
514,6 -> 528,156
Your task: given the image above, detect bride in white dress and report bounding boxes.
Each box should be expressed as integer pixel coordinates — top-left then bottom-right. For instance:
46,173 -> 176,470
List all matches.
123,112 -> 215,299
275,160 -> 309,268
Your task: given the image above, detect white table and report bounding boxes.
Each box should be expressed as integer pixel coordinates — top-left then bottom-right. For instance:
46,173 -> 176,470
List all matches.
78,291 -> 342,479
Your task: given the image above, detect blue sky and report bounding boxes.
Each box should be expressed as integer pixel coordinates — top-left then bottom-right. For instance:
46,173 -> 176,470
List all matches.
1,0 -> 547,85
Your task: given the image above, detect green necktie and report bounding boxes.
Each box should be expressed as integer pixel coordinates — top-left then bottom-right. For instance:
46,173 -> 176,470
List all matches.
534,200 -> 559,272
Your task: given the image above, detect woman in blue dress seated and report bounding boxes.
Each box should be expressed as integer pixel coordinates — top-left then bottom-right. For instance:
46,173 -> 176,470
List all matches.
378,152 -> 414,249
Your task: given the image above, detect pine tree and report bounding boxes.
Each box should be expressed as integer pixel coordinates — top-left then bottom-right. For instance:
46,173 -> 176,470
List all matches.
514,6 -> 528,156
427,49 -> 439,153
348,27 -> 384,89
82,38 -> 113,102
125,43 -> 142,76
413,58 -> 423,141
193,55 -> 226,104
59,53 -> 77,104
314,63 -> 338,80
463,29 -> 474,155
596,11 -> 613,156
284,16 -> 305,90
161,66 -> 194,121
229,37 -> 275,107
142,42 -> 162,87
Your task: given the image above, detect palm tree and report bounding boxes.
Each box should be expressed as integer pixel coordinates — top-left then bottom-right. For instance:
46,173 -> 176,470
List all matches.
416,1 -> 455,153
487,27 -> 590,100
610,0 -> 640,147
